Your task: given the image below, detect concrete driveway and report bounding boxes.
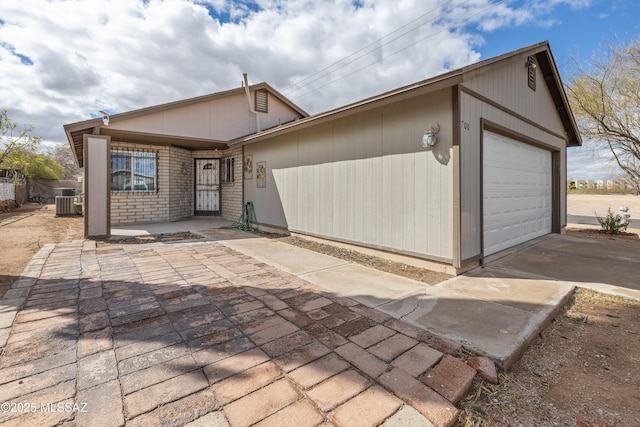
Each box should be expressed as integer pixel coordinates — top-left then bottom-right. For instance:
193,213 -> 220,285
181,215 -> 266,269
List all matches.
403,231 -> 640,368
484,232 -> 640,299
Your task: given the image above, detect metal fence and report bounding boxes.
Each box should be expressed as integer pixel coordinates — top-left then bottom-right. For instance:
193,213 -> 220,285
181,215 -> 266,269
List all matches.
0,181 -> 15,201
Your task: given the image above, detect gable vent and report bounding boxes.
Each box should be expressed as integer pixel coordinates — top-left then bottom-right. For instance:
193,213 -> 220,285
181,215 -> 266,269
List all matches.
527,56 -> 536,91
255,90 -> 268,113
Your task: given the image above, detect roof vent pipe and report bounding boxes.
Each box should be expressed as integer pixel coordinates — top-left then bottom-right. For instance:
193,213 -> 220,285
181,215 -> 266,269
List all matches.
243,73 -> 261,133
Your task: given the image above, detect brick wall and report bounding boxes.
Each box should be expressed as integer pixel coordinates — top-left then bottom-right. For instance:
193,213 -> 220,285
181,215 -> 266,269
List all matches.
110,143 -> 170,226
220,145 -> 243,221
169,146 -> 194,221
110,144 -> 243,225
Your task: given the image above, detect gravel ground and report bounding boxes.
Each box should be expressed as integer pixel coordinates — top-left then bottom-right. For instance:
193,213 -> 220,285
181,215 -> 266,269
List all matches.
272,235 -> 453,285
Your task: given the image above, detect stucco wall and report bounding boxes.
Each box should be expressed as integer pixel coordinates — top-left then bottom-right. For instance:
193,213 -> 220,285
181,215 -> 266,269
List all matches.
27,179 -> 83,202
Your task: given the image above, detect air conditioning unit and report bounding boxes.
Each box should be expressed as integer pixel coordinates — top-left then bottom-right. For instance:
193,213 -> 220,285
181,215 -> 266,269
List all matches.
73,196 -> 83,215
55,196 -> 80,216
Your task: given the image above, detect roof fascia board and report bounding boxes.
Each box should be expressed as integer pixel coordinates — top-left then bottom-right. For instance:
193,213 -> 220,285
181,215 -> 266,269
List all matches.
458,41 -> 580,146
233,42 -> 556,146
459,41 -> 549,78
258,83 -> 309,117
100,128 -> 228,147
65,129 -> 81,166
63,82 -> 308,135
232,73 -> 465,146
535,49 -> 582,146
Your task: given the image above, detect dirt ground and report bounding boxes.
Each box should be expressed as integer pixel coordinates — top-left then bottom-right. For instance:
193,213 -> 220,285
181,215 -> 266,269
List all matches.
567,194 -> 640,219
0,203 -> 83,298
1,197 -> 640,426
458,288 -> 640,427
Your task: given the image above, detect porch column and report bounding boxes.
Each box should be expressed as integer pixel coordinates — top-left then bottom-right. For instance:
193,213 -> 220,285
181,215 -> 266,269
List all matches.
83,134 -> 111,238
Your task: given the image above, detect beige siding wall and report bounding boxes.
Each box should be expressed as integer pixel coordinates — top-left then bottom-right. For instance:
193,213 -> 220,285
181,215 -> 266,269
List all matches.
463,55 -> 566,136
113,94 -> 253,140
458,91 -> 568,262
111,142 -> 171,225
244,89 -> 454,261
110,90 -> 300,141
260,93 -> 301,131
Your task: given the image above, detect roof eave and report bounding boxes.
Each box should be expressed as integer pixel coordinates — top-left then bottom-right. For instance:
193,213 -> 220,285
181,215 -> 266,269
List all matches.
233,41 -> 582,148
231,71 -> 465,146
534,46 -> 582,147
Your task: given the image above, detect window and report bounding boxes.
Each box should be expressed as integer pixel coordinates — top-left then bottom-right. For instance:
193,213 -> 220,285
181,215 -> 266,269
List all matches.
224,157 -> 235,183
255,90 -> 268,113
111,150 -> 157,192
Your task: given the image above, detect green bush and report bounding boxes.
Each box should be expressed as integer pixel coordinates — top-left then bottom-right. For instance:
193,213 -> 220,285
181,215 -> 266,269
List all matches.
596,208 -> 628,234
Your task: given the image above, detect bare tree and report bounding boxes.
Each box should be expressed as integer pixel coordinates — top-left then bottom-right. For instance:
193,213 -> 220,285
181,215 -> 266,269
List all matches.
566,40 -> 640,191
51,144 -> 82,179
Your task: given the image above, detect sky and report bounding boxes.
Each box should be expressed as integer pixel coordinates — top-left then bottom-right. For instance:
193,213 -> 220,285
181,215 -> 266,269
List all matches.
0,0 -> 638,179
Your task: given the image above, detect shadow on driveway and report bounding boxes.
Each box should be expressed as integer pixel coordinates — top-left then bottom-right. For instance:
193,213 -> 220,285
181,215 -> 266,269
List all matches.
0,239 -> 472,427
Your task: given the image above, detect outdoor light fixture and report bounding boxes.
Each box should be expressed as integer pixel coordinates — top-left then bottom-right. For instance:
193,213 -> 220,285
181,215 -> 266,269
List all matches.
99,110 -> 110,126
526,60 -> 536,70
422,123 -> 440,148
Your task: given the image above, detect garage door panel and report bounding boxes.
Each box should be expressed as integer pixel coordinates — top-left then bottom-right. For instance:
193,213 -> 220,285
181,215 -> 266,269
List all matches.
483,131 -> 552,256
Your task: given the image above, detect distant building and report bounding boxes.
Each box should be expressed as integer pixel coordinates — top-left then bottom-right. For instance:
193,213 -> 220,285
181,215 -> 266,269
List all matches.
568,179 -> 635,191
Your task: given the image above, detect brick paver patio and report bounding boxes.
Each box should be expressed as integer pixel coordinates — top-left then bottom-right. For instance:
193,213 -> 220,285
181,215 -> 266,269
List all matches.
0,239 -> 480,426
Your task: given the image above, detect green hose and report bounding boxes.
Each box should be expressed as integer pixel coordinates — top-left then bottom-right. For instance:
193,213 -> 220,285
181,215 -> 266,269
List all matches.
231,201 -> 260,232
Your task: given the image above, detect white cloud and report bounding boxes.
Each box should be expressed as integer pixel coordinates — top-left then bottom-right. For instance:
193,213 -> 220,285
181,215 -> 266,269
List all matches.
567,146 -> 622,180
0,0 -> 597,147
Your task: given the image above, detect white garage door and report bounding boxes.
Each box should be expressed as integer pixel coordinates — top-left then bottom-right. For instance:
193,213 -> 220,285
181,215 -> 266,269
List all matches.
483,131 -> 552,256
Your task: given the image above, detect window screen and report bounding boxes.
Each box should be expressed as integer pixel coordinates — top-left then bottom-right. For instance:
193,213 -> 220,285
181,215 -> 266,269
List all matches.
111,150 -> 157,192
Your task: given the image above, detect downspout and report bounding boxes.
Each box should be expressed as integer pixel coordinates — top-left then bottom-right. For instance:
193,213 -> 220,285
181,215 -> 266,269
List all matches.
243,73 -> 261,133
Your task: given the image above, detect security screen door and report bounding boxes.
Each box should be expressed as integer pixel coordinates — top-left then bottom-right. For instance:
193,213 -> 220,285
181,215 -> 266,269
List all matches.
195,159 -> 220,214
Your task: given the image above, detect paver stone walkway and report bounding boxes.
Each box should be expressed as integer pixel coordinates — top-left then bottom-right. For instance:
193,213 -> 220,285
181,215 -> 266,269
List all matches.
0,239 -> 485,427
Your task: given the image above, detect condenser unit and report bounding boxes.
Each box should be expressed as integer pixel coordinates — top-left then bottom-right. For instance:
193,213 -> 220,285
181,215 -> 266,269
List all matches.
55,196 -> 82,216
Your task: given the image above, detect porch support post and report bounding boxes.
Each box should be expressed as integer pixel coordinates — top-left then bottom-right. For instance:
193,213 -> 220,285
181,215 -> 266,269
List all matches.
83,134 -> 111,238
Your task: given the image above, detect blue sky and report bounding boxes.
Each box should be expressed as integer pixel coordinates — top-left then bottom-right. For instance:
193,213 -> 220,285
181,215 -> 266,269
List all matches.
0,0 -> 638,179
479,0 -> 637,64
474,0 -> 639,180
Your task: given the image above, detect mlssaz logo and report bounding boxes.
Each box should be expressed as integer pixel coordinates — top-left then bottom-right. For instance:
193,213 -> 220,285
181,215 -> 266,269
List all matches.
40,402 -> 89,413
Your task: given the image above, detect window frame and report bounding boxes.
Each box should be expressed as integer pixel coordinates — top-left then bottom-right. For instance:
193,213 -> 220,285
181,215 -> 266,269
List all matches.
224,157 -> 235,183
110,149 -> 158,193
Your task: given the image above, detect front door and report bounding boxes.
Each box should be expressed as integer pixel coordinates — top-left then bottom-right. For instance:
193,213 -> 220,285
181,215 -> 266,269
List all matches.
195,159 -> 220,214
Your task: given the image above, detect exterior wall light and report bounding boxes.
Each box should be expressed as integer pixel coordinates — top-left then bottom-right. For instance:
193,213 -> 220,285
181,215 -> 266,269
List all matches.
422,123 -> 440,148
99,110 -> 110,126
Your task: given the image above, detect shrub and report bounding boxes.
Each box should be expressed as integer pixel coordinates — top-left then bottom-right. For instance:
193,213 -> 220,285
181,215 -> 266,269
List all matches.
596,208 -> 628,235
